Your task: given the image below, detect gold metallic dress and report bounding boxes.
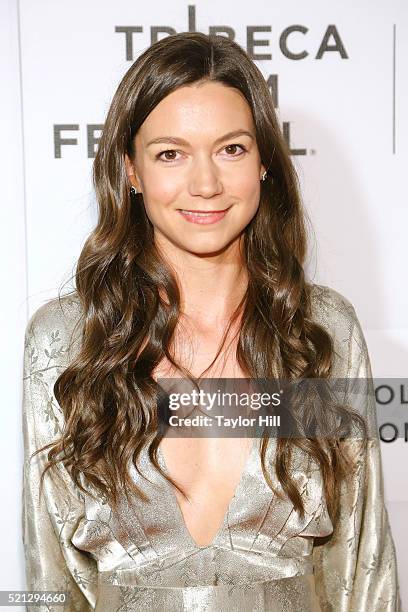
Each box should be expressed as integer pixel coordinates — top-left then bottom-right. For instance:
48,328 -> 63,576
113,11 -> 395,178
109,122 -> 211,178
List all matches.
22,284 -> 401,611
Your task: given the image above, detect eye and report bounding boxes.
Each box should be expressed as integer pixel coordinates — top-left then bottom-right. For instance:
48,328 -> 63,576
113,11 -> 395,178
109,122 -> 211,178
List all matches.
155,143 -> 248,163
156,149 -> 181,162
223,143 -> 247,157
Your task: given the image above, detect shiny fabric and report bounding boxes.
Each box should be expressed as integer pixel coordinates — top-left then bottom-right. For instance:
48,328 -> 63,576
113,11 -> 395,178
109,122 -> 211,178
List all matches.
22,284 -> 401,611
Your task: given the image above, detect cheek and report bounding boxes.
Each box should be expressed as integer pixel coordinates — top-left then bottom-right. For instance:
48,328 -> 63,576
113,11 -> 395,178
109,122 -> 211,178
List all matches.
142,168 -> 181,213
235,177 -> 261,212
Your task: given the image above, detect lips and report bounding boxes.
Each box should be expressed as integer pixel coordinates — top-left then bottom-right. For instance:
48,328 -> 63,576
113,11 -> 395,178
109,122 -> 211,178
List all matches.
177,205 -> 232,225
177,207 -> 231,214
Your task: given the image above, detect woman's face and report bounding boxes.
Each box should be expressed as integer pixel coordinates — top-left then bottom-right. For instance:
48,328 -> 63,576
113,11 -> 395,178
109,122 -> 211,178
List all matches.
125,81 -> 265,257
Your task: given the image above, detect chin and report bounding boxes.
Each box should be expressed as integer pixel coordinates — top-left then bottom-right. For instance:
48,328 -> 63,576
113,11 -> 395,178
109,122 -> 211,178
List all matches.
182,238 -> 239,257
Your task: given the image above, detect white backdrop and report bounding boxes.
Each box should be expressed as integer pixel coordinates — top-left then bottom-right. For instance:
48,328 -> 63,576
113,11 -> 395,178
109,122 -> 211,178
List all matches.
2,0 -> 407,608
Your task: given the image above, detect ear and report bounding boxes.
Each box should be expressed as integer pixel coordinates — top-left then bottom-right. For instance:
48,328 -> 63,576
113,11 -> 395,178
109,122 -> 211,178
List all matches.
124,153 -> 141,191
260,163 -> 266,180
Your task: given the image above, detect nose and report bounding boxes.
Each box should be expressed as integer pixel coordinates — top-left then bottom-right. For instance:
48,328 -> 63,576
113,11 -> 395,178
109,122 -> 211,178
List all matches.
188,154 -> 223,198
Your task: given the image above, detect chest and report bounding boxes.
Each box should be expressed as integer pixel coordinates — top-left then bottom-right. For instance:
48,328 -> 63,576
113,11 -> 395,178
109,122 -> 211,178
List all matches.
157,436 -> 254,547
152,335 -> 252,545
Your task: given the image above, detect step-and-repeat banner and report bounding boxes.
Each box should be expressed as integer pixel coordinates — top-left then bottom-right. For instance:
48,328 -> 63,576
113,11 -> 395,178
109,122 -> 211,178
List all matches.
2,0 -> 407,607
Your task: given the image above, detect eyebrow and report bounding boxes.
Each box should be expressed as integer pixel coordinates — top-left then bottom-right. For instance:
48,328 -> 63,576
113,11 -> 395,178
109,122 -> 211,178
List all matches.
146,129 -> 255,148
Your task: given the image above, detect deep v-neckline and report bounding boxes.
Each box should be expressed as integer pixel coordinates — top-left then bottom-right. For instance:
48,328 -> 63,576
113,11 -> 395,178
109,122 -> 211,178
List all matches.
157,437 -> 257,550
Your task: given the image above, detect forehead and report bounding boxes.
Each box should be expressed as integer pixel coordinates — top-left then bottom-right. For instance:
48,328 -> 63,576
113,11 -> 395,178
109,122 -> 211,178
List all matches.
137,82 -> 255,144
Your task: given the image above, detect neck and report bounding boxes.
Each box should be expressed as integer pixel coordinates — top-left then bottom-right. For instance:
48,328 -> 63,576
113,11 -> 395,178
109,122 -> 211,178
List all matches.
155,233 -> 248,327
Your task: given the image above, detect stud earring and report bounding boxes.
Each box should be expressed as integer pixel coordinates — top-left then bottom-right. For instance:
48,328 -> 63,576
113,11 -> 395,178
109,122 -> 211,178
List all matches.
130,185 -> 138,195
261,171 -> 267,181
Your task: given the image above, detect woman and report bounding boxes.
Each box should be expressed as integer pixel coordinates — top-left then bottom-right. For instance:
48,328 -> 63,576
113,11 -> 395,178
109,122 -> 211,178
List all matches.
22,32 -> 400,611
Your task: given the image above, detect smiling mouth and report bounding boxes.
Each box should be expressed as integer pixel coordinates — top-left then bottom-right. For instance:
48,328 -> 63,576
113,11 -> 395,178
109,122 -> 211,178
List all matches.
176,205 -> 232,225
177,206 -> 232,215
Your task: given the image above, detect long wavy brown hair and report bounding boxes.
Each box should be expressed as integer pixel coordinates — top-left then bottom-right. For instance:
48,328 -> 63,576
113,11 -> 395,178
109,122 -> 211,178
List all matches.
35,32 -> 367,525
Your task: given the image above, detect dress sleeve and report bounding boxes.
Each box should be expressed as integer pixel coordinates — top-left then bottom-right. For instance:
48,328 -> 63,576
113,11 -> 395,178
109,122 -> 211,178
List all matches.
312,307 -> 401,611
22,308 -> 98,611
